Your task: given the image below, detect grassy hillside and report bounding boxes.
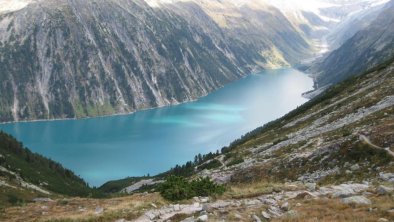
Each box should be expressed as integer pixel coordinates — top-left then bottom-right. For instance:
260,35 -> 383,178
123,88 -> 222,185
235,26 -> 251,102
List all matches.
0,132 -> 99,207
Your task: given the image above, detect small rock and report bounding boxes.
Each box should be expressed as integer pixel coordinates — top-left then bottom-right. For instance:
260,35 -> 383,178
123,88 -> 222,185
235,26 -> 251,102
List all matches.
197,215 -> 208,221
376,185 -> 393,195
181,217 -> 195,222
262,211 -> 271,219
259,197 -> 277,205
269,206 -> 282,217
305,182 -> 316,191
345,170 -> 352,174
350,164 -> 360,171
281,202 -> 290,211
368,207 -> 378,212
95,207 -> 104,215
33,198 -> 54,202
332,185 -> 361,198
200,210 -> 207,216
234,213 -> 243,219
244,199 -> 261,206
144,211 -> 156,220
342,196 -> 371,205
377,218 -> 389,222
379,172 -> 394,182
173,204 -> 181,211
193,197 -> 200,202
193,202 -> 200,208
210,200 -> 231,209
150,203 -> 157,208
41,206 -> 48,210
202,204 -> 212,212
200,197 -> 209,203
252,215 -> 262,222
274,195 -> 283,201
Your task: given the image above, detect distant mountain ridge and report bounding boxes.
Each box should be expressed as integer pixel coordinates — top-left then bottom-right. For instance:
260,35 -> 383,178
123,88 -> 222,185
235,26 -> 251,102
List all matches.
0,0 -> 386,123
310,0 -> 394,87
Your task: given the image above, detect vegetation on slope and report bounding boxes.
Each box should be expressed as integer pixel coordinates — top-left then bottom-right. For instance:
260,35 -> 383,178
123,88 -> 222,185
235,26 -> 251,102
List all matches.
223,56 -> 394,155
158,176 -> 224,201
0,131 -> 102,207
99,151 -> 221,193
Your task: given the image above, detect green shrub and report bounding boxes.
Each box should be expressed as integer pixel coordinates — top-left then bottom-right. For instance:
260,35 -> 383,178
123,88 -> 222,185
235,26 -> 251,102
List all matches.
0,131 -> 94,197
197,159 -> 222,170
190,177 -> 225,197
7,194 -> 23,206
158,176 -> 194,201
158,176 -> 225,201
226,157 -> 244,167
223,152 -> 236,161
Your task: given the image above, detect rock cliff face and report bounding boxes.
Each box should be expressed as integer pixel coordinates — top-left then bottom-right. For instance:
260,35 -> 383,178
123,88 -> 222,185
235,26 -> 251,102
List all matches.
0,0 -> 312,122
310,0 -> 394,87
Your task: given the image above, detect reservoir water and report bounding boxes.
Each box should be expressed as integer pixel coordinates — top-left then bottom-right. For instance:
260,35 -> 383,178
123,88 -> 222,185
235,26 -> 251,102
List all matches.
0,68 -> 313,186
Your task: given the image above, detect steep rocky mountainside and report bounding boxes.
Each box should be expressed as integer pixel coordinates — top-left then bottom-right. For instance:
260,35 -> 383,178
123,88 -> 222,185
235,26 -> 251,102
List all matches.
326,1 -> 388,50
0,0 -> 313,123
263,0 -> 390,46
310,0 -> 394,88
0,131 -> 95,207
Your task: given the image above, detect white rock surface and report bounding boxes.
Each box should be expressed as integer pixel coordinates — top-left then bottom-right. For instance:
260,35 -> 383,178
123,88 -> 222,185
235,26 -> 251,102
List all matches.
342,196 -> 371,205
376,185 -> 393,195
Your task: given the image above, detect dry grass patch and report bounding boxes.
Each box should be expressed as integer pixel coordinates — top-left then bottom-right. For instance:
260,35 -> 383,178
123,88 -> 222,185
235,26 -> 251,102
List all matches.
274,195 -> 394,222
1,193 -> 166,222
224,181 -> 302,199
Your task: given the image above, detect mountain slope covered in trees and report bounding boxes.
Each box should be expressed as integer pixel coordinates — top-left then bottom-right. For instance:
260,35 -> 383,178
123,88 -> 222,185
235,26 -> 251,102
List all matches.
0,131 -> 96,207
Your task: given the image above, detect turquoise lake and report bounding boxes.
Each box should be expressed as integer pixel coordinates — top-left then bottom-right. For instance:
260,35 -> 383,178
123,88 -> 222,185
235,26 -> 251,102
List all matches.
0,69 -> 313,186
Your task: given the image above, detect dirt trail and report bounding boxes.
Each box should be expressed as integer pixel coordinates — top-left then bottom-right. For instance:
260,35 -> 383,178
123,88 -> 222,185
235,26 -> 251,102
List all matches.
359,134 -> 394,157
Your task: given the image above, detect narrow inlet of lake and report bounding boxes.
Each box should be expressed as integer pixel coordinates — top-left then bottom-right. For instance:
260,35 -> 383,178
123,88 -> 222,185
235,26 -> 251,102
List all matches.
0,68 -> 314,186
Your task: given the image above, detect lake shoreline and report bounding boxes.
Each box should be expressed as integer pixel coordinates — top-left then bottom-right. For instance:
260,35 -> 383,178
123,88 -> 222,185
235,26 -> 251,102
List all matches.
0,67 -> 272,126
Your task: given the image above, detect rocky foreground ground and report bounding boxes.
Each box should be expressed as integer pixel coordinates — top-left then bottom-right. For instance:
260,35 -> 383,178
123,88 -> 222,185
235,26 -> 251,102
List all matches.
2,180 -> 393,222
134,183 -> 394,222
